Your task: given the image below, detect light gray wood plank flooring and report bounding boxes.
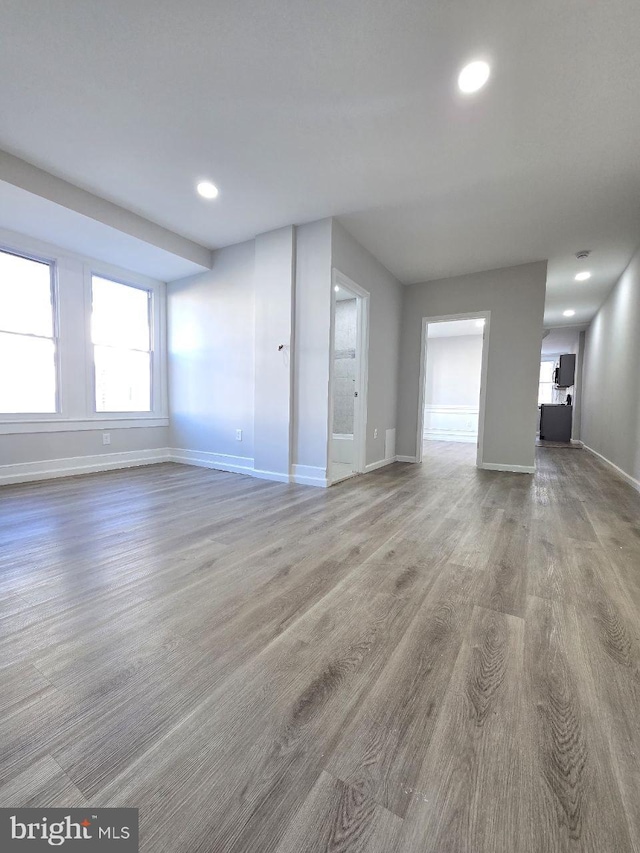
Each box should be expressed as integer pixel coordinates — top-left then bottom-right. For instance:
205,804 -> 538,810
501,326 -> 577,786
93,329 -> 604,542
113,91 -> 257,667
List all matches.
1,442 -> 640,852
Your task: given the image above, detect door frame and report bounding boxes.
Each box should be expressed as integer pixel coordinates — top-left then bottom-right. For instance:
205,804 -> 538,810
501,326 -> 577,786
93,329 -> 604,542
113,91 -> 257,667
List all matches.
416,311 -> 491,467
327,269 -> 370,484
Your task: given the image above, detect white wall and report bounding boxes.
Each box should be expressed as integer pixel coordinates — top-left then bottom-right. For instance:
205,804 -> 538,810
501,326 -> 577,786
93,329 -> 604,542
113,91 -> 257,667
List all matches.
292,219 -> 333,477
167,219 -> 403,484
331,434 -> 354,465
167,218 -> 401,487
424,334 -> 483,443
331,220 -> 403,466
168,240 -> 256,462
169,221 -> 336,486
292,219 -> 403,477
425,334 -> 483,407
397,262 -> 547,471
582,244 -> 640,485
254,226 -> 295,478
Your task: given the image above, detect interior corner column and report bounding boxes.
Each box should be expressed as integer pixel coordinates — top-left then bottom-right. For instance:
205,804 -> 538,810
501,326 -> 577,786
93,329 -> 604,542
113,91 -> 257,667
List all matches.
253,225 -> 295,478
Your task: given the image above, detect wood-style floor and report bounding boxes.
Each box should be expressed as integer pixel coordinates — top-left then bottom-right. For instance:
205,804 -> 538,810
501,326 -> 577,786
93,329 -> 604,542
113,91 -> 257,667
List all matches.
2,442 -> 640,852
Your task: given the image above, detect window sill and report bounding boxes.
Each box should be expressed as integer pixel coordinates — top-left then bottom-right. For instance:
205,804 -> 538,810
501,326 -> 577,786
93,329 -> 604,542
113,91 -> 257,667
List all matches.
0,417 -> 169,435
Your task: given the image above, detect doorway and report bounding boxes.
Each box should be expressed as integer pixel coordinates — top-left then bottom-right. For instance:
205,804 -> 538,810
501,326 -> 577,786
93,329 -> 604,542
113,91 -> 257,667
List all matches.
328,271 -> 369,485
416,313 -> 490,467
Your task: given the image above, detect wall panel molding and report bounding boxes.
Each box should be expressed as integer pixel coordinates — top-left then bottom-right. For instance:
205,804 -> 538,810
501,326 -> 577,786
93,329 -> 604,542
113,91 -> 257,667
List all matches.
423,403 -> 479,444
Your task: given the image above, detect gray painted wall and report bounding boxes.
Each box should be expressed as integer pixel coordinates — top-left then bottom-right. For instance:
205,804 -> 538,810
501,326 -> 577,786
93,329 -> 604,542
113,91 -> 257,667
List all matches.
397,261 -> 547,468
333,299 -> 356,434
1,426 -> 169,466
168,240 -> 256,459
582,245 -> 640,483
331,220 -> 403,466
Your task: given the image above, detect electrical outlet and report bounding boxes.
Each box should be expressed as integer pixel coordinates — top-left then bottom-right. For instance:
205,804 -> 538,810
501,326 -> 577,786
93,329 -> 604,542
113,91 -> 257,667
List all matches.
102,432 -> 111,446
236,429 -> 242,441
373,428 -> 378,439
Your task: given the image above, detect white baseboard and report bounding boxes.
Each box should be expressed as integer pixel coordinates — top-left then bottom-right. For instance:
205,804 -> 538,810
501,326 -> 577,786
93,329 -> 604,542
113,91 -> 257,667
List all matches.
424,432 -> 477,444
170,449 -> 294,485
481,462 -> 536,474
1,446 -> 416,490
169,448 -> 255,476
171,452 -> 328,488
583,444 -> 640,494
0,448 -> 171,486
291,464 -> 328,488
365,456 -> 397,473
252,468 -> 291,484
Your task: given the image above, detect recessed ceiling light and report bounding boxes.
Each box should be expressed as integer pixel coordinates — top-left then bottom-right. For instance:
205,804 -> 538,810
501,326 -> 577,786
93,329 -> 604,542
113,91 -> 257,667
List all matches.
458,60 -> 491,94
575,271 -> 591,281
334,285 -> 340,292
475,319 -> 485,328
563,309 -> 576,317
196,180 -> 219,199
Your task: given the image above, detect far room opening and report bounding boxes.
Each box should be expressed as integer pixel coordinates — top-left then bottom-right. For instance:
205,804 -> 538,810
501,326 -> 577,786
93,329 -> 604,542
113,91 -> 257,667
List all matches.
417,314 -> 489,468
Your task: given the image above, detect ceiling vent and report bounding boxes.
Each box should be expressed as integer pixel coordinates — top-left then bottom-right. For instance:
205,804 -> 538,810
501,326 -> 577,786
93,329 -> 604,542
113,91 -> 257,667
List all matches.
575,249 -> 591,260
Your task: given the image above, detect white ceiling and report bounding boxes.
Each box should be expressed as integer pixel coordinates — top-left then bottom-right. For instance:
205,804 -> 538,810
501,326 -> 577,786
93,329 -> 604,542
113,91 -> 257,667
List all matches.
541,325 -> 586,357
427,319 -> 484,338
1,0 -> 640,323
0,182 -> 206,281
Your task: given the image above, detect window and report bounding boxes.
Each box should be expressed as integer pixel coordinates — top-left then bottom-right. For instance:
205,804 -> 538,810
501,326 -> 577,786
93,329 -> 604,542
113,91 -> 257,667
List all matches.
0,233 -> 167,433
538,359 -> 555,405
0,249 -> 57,414
91,275 -> 152,412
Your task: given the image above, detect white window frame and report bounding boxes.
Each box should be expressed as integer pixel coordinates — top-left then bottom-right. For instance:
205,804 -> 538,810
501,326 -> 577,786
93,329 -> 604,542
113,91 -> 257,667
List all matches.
538,357 -> 557,406
0,229 -> 168,435
87,271 -> 163,418
0,244 -> 61,421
